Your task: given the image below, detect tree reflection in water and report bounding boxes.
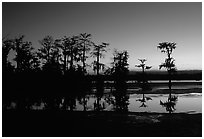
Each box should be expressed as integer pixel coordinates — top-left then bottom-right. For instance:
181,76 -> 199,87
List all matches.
77,95 -> 90,111
113,90 -> 129,112
136,93 -> 152,108
94,77 -> 105,111
160,95 -> 178,113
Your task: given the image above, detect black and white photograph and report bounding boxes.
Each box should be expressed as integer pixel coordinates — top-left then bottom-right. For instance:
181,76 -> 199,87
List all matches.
2,2 -> 202,137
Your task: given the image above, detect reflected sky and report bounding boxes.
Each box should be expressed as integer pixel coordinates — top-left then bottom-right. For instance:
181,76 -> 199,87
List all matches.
74,93 -> 202,113
129,93 -> 201,113
7,93 -> 201,113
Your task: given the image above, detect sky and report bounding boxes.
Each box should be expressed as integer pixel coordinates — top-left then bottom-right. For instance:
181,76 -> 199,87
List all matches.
2,2 -> 202,71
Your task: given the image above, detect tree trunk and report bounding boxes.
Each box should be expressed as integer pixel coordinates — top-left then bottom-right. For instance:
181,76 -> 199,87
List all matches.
142,93 -> 145,101
168,71 -> 172,99
168,53 -> 172,99
83,96 -> 86,111
47,48 -> 50,64
97,47 -> 100,76
142,66 -> 145,90
70,46 -> 73,71
64,53 -> 66,73
82,43 -> 86,73
97,96 -> 100,111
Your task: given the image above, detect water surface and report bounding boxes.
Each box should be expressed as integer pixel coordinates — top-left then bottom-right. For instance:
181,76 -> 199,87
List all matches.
75,93 -> 202,113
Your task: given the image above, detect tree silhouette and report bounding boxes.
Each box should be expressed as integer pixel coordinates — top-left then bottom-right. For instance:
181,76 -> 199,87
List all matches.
135,59 -> 152,90
37,36 -> 63,109
157,42 -> 177,98
91,42 -> 109,75
110,50 -> 129,112
38,36 -> 58,71
57,35 -> 82,73
8,35 -> 34,72
68,36 -> 81,71
79,33 -> 93,74
55,37 -> 69,73
135,59 -> 152,108
3,35 -> 39,110
111,49 -> 129,91
13,41 -> 34,72
3,38 -> 15,109
91,42 -> 109,111
38,36 -> 54,62
54,35 -> 93,111
29,52 -> 41,72
49,44 -> 62,74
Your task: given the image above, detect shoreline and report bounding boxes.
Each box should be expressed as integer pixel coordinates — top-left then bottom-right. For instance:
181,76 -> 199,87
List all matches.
90,87 -> 202,95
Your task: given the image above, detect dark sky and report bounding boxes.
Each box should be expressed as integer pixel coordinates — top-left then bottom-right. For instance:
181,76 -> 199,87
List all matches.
3,2 -> 202,70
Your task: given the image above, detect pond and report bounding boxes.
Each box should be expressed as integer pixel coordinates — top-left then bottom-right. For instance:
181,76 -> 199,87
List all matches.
9,91 -> 200,113
75,93 -> 202,113
6,80 -> 201,114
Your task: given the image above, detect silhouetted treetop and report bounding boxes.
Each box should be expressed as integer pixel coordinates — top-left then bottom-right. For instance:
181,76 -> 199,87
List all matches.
157,42 -> 177,72
157,42 -> 176,56
112,49 -> 129,72
91,42 -> 109,75
38,35 -> 55,63
79,33 -> 93,73
136,59 -> 152,69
